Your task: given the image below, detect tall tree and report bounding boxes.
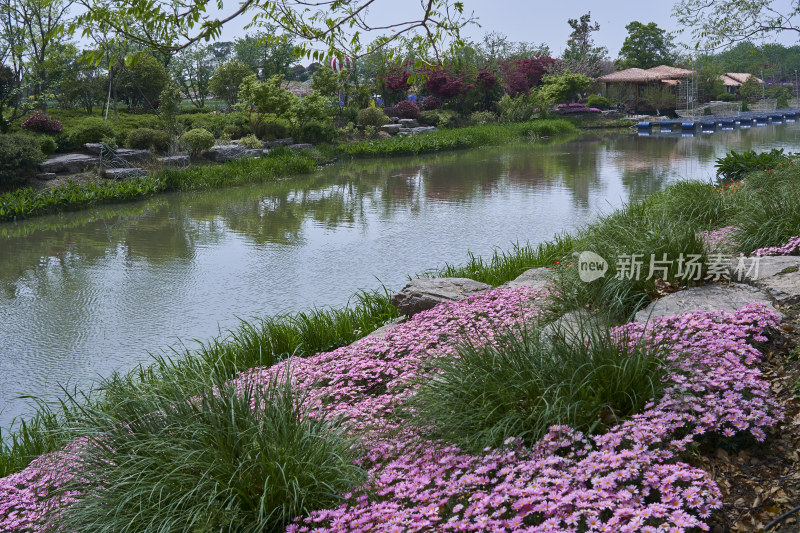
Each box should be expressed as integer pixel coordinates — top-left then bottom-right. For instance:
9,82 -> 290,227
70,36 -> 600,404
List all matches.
171,43 -> 214,108
234,28 -> 297,79
562,12 -> 608,77
616,21 -> 676,69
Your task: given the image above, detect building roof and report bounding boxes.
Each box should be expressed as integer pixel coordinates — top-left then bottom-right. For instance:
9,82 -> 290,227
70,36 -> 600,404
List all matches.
720,73 -> 762,86
596,65 -> 695,83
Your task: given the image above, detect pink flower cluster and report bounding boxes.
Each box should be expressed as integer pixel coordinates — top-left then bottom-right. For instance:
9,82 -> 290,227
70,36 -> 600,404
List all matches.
0,288 -> 784,532
752,236 -> 800,256
699,226 -> 739,253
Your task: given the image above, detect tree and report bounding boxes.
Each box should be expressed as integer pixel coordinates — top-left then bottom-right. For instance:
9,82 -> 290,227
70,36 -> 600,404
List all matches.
72,0 -> 475,63
500,56 -> 556,96
541,71 -> 592,103
115,54 -> 169,112
616,22 -> 676,70
674,0 -> 800,50
740,75 -> 764,101
640,85 -> 676,112
562,12 -> 608,77
171,43 -> 214,108
234,29 -> 297,79
54,46 -> 108,112
209,59 -> 253,106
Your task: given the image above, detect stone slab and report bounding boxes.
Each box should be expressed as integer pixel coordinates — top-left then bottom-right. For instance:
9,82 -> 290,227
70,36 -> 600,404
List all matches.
39,153 -> 97,174
500,268 -> 553,290
391,278 -> 492,316
103,167 -> 147,179
732,256 -> 800,306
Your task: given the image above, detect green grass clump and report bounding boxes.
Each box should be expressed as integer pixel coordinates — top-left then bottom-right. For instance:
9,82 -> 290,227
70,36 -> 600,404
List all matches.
428,236 -> 574,286
338,119 -> 576,158
0,288 -> 397,478
56,373 -> 365,533
413,321 -> 668,451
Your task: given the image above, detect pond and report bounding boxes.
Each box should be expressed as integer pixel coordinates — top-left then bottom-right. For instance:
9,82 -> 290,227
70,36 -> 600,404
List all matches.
2,123 -> 799,430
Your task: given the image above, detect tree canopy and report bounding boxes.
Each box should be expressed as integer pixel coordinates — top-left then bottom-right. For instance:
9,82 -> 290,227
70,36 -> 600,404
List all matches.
616,21 -> 676,70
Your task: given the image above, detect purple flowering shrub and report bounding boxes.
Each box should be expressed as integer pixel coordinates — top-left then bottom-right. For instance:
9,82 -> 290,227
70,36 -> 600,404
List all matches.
699,225 -> 739,253
394,100 -> 421,120
752,236 -> 800,256
0,287 -> 784,532
20,113 -> 63,135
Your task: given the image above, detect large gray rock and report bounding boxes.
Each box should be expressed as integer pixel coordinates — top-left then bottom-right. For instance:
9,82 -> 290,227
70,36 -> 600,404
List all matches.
381,124 -> 402,134
399,118 -> 419,128
34,172 -> 57,181
731,256 -> 800,306
114,148 -> 151,162
82,143 -> 104,155
157,155 -> 190,167
634,283 -> 781,323
288,143 -> 313,151
263,138 -> 294,148
202,144 -> 248,162
391,278 -> 492,316
103,167 -> 146,180
500,268 -> 553,290
39,153 -> 97,174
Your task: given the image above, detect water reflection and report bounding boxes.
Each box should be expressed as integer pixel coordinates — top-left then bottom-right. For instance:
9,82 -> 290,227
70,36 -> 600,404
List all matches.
1,122 -> 799,429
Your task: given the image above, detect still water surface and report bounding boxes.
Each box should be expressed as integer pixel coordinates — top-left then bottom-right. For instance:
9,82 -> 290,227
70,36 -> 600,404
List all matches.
2,125 -> 800,429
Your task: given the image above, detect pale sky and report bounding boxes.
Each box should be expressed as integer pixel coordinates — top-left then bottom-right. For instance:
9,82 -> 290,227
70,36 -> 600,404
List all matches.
211,0 -> 800,60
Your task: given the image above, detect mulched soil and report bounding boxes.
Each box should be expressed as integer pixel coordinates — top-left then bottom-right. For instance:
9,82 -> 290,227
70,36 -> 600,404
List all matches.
697,307 -> 800,533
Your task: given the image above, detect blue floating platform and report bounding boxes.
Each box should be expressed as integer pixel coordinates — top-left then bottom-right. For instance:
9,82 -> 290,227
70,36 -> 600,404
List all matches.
637,122 -> 653,129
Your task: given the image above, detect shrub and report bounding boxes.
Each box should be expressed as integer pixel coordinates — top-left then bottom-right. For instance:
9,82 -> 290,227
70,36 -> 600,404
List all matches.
419,109 -> 460,128
413,322 -> 667,450
497,93 -> 544,122
67,117 -> 116,148
126,128 -> 170,152
20,113 -> 63,135
715,148 -> 788,183
382,106 -> 399,118
56,374 -> 366,532
37,135 -> 57,155
298,120 -> 336,144
238,134 -> 262,149
252,118 -> 290,140
0,133 -> 45,189
469,110 -> 498,125
419,95 -> 442,110
223,124 -> 243,139
715,92 -> 735,102
181,128 -> 215,157
587,94 -> 612,108
356,107 -> 389,128
395,100 -> 421,120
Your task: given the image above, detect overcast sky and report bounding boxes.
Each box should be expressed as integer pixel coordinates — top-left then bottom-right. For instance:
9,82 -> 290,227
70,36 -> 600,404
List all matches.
211,0 -> 799,60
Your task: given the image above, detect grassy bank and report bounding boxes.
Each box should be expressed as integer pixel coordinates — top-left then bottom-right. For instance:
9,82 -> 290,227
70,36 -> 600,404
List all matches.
338,119 -> 577,158
0,149 -> 317,222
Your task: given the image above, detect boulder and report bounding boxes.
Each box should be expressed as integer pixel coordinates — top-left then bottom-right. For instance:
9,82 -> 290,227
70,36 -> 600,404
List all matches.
731,255 -> 800,306
115,148 -> 151,162
202,144 -> 248,162
500,268 -> 553,290
103,167 -> 147,180
34,172 -> 57,181
391,278 -> 492,316
381,124 -> 402,135
634,283 -> 781,323
263,138 -> 294,148
288,143 -> 313,151
349,318 -> 406,345
82,143 -> 103,155
376,131 -> 393,140
389,117 -> 400,124
157,155 -> 190,167
411,126 -> 436,135
399,118 -> 420,128
39,153 -> 97,174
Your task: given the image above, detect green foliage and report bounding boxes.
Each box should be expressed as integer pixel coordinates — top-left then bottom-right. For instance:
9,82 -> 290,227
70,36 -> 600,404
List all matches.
413,321 -> 667,450
419,109 -> 461,128
210,60 -> 254,107
126,128 -> 170,152
116,55 -> 169,113
178,111 -> 249,137
311,65 -> 340,97
716,92 -> 735,102
497,91 -> 552,122
739,76 -> 763,101
180,128 -> 215,156
469,110 -> 498,125
298,120 -> 336,143
252,118 -> 291,140
0,405 -> 71,479
37,135 -> 58,155
56,374 -> 365,533
224,124 -> 244,139
541,71 -> 593,103
715,148 -> 788,183
238,134 -> 263,148
640,85 -> 677,111
615,21 -> 676,69
0,134 -> 45,190
587,94 -> 611,108
356,107 -> 389,128
234,29 -> 297,79
65,117 -> 116,148
562,12 -> 609,76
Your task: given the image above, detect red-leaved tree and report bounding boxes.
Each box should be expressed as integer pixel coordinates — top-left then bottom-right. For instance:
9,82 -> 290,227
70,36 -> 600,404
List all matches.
500,56 -> 556,96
